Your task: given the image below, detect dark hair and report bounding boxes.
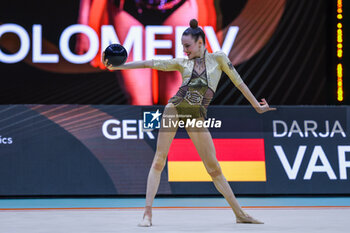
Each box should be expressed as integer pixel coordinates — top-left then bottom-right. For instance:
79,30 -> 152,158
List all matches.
182,19 -> 206,45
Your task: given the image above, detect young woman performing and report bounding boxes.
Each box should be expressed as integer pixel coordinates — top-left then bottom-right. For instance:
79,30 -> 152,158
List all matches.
103,19 -> 276,227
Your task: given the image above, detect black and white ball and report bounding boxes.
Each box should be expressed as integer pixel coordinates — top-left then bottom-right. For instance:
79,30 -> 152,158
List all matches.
103,44 -> 128,66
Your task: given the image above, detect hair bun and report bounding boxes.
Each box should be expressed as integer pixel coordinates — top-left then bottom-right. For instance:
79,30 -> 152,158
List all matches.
189,19 -> 198,29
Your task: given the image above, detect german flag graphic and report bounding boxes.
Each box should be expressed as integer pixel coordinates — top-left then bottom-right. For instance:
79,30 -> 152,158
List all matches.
167,139 -> 266,182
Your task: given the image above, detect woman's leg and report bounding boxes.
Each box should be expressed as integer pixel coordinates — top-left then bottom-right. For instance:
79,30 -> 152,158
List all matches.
185,121 -> 263,224
139,103 -> 179,226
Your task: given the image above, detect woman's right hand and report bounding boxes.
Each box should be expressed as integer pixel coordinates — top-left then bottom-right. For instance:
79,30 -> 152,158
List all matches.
102,52 -> 115,70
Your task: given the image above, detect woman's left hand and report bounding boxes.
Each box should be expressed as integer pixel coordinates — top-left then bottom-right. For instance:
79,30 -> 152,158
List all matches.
257,98 -> 276,114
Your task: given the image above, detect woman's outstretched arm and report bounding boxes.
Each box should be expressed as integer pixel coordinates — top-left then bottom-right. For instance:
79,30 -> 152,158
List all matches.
236,83 -> 276,114
103,53 -> 183,71
102,52 -> 152,70
106,60 -> 154,70
216,51 -> 276,114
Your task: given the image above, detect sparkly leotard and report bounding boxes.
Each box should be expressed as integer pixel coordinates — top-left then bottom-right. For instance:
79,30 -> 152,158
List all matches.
113,0 -> 186,26
152,50 -> 244,118
168,58 -> 214,119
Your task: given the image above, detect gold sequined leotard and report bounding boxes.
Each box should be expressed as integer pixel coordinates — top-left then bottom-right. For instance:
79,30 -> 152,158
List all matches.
152,50 -> 244,119
167,58 -> 214,119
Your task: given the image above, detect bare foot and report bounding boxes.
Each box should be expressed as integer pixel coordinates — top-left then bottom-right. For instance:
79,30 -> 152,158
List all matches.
138,206 -> 152,227
236,212 -> 264,224
138,214 -> 152,227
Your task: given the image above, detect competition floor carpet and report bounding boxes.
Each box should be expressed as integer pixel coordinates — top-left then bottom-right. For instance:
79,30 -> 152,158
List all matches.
0,197 -> 349,233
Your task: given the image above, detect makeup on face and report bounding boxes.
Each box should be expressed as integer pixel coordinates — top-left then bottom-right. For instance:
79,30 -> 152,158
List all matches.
181,35 -> 202,59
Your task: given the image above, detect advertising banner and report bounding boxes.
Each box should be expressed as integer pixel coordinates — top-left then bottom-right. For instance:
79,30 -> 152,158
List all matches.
0,105 -> 349,196
0,0 -> 332,105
